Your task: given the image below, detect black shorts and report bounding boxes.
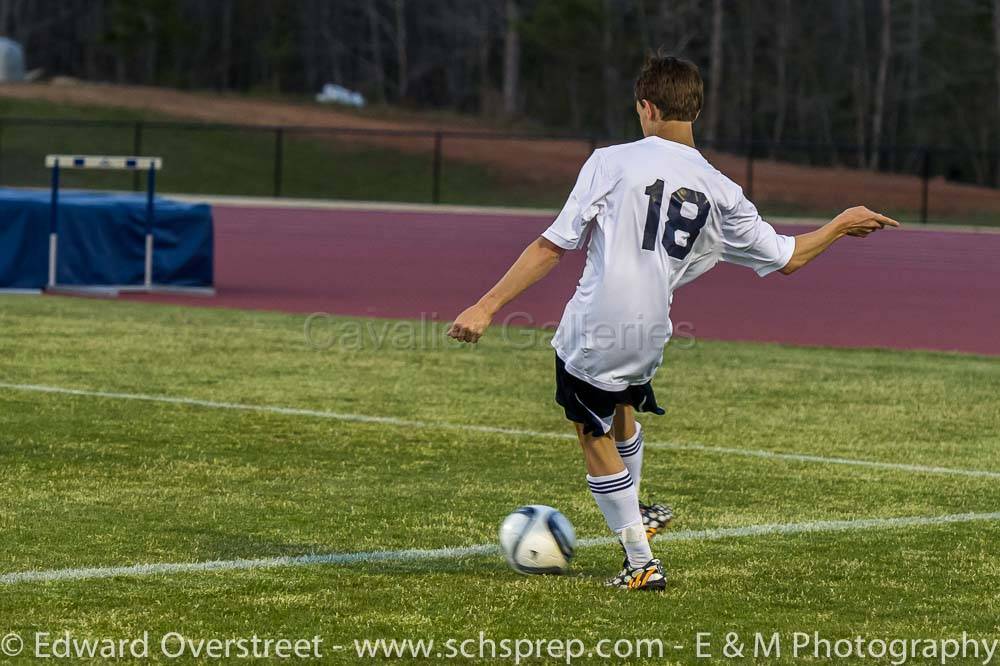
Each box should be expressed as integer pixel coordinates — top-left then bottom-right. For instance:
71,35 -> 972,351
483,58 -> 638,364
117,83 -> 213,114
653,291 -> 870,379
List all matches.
554,354 -> 665,437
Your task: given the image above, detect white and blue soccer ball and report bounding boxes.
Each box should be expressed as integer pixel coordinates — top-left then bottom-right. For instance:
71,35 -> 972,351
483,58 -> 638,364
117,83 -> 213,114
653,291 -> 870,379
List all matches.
499,505 -> 576,575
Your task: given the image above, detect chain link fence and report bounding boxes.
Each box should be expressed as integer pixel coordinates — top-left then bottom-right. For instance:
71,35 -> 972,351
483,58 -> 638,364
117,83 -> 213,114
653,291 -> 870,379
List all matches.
2,117 -> 998,225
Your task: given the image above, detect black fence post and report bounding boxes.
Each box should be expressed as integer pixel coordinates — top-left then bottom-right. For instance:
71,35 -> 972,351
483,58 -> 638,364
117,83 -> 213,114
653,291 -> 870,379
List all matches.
273,127 -> 284,198
920,147 -> 931,224
432,131 -> 443,204
132,121 -> 144,192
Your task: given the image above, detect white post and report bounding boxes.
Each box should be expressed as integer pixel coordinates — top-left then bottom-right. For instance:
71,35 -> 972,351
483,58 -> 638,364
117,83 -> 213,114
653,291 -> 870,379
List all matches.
144,233 -> 154,289
48,233 -> 58,288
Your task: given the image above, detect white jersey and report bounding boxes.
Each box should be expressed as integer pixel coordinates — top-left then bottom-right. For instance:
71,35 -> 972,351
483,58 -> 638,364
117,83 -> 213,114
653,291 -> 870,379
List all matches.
543,136 -> 794,391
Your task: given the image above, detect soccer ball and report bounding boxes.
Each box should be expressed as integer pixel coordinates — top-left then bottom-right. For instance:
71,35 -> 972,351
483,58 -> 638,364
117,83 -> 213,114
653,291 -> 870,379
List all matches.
498,505 -> 576,575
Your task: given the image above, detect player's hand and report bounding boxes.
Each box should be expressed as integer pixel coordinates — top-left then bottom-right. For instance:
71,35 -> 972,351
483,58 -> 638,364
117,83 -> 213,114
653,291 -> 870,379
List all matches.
447,303 -> 493,343
834,206 -> 901,238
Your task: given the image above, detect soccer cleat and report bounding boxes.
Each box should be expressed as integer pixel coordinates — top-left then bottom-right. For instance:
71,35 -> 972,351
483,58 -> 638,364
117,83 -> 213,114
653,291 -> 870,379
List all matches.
640,501 -> 673,539
606,558 -> 667,591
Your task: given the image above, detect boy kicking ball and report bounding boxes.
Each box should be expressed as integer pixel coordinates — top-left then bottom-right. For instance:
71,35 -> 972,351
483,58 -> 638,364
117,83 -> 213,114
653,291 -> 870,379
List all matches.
448,53 -> 898,590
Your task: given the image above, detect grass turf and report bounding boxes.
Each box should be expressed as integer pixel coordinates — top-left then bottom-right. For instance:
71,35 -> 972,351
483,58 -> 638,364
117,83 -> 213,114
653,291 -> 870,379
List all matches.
1,294 -> 999,663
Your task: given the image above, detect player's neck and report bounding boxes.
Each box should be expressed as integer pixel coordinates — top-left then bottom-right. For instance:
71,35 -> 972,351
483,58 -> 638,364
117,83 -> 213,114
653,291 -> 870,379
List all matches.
647,121 -> 695,149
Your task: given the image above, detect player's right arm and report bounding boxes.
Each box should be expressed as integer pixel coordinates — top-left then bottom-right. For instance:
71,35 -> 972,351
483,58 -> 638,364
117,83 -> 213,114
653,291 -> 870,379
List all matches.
447,237 -> 565,343
447,151 -> 611,344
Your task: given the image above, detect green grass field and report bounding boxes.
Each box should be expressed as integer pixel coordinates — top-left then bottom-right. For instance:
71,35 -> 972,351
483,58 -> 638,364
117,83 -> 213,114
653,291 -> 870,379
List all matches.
1,294 -> 999,663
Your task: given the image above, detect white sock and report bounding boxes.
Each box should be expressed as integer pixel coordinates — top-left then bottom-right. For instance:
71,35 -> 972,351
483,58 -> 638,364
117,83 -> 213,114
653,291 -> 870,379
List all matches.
587,469 -> 653,568
619,523 -> 652,569
615,422 -> 644,496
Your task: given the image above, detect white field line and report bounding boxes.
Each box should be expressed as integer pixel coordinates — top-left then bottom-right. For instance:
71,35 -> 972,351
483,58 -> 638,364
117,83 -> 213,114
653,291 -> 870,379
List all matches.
2,381 -> 999,481
3,511 -> 999,585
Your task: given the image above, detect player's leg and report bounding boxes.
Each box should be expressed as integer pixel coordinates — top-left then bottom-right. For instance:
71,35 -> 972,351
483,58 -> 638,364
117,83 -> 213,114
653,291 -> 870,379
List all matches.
612,404 -> 641,491
612,404 -> 637,441
577,425 -> 646,561
554,355 -> 666,589
613,404 -> 673,537
576,425 -> 665,590
578,421 -> 627,476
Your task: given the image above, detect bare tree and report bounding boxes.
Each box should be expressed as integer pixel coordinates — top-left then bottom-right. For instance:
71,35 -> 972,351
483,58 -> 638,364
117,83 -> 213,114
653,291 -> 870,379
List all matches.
477,1 -> 493,114
0,0 -> 51,45
994,0 -> 1000,184
901,0 -> 922,149
502,0 -> 519,117
219,0 -> 233,89
635,0 -> 651,53
0,0 -> 22,39
395,0 -> 408,99
138,6 -> 157,85
771,0 -> 791,150
321,2 -> 345,86
852,0 -> 870,167
367,0 -> 386,102
704,0 -> 723,143
869,0 -> 892,169
740,0 -> 755,147
601,0 -> 621,137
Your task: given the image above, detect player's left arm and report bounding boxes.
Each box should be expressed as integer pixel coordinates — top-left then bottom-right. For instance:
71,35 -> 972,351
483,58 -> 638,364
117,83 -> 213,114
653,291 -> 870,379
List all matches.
447,237 -> 565,343
778,206 -> 900,275
719,191 -> 899,277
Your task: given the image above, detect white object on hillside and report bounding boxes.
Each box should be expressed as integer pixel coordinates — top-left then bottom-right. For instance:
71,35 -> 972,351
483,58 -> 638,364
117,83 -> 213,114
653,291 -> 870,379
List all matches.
315,83 -> 365,107
0,37 -> 25,82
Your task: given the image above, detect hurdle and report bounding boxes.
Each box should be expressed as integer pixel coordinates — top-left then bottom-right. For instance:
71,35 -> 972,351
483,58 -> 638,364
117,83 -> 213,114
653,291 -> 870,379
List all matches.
46,155 -> 160,293
43,155 -> 211,296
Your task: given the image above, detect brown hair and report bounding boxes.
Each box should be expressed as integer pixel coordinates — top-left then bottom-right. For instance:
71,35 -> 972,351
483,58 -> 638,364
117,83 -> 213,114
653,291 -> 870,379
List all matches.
634,53 -> 703,122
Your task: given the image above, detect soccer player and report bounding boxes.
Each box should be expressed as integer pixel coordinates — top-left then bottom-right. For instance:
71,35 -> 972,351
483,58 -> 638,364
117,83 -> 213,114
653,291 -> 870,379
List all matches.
447,54 -> 898,591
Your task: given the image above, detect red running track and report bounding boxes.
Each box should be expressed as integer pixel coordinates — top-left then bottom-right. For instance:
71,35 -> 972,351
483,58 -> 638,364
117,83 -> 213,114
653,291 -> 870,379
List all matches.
127,205 -> 1000,356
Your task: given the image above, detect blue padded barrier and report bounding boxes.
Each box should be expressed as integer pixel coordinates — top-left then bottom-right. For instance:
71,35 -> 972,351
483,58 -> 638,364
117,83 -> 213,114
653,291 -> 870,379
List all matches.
0,188 -> 212,290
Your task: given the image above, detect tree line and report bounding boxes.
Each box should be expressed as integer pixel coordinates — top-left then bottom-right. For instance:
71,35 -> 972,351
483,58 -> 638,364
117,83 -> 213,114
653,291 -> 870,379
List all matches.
2,0 -> 999,182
